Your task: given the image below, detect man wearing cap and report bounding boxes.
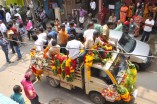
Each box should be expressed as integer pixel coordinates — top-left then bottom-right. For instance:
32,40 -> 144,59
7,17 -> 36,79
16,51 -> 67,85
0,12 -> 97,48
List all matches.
21,72 -> 40,104
123,21 -> 130,34
0,34 -> 11,63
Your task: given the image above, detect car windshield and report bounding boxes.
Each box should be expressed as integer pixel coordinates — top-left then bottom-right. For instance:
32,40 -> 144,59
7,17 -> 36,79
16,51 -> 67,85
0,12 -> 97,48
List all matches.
118,33 -> 136,53
109,54 -> 128,82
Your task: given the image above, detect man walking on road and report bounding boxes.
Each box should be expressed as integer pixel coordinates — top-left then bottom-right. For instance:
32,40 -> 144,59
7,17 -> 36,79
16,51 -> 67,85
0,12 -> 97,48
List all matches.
90,0 -> 96,17
21,72 -> 41,104
79,7 -> 87,29
0,34 -> 11,64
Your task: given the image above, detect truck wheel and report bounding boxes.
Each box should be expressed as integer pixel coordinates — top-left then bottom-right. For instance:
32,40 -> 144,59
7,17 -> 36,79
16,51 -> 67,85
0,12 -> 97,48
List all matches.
89,92 -> 106,104
133,63 -> 140,71
47,77 -> 60,88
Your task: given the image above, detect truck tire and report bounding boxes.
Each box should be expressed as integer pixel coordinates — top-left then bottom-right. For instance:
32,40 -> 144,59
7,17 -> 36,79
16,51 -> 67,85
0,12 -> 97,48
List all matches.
89,92 -> 106,104
133,63 -> 140,71
47,77 -> 60,88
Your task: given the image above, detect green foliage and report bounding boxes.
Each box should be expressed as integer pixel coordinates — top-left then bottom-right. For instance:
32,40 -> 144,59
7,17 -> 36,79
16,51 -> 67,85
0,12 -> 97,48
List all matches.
18,6 -> 27,22
62,70 -> 65,79
117,85 -> 128,95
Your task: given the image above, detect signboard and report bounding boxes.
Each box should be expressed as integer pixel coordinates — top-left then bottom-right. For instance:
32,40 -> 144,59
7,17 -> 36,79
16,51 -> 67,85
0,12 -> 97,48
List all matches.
109,5 -> 115,9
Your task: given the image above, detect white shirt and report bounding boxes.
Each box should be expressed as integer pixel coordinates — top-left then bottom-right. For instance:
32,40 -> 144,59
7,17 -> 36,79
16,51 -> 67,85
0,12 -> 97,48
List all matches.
90,1 -> 96,10
66,40 -> 84,59
14,13 -> 22,19
38,33 -> 47,40
85,37 -> 104,49
48,38 -> 54,46
34,37 -> 46,51
63,22 -> 69,30
83,29 -> 96,40
144,19 -> 155,32
0,23 -> 7,33
6,12 -> 11,22
10,8 -> 14,15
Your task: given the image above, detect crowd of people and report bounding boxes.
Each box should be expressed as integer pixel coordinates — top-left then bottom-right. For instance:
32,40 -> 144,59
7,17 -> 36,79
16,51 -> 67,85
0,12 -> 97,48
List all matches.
109,0 -> 156,39
0,1 -> 156,104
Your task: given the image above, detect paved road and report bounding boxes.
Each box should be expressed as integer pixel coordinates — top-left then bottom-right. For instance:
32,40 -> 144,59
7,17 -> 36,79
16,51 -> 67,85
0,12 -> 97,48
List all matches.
0,34 -> 157,104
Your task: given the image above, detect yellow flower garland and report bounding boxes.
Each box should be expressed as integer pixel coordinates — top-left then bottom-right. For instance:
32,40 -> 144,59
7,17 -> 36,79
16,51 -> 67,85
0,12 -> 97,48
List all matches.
85,53 -> 94,79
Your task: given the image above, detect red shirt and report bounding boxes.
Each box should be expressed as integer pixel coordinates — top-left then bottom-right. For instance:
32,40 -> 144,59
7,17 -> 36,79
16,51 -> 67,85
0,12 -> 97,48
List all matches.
10,27 -> 18,36
21,78 -> 36,100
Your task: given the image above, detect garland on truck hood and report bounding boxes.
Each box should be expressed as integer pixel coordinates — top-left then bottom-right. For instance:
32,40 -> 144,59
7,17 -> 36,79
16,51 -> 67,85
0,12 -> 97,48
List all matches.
101,62 -> 137,103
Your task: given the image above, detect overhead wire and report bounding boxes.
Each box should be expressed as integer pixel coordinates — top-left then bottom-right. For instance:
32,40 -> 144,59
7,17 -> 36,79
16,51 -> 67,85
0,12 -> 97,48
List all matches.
5,38 -> 157,59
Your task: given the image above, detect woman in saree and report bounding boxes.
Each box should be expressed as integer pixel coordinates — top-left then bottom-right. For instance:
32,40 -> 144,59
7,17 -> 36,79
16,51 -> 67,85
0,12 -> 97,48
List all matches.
133,11 -> 143,37
127,2 -> 134,20
120,2 -> 128,23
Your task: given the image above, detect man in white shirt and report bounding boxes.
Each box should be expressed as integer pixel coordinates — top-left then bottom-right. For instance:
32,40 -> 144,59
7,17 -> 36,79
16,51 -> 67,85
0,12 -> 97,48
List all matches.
62,19 -> 69,30
6,9 -> 11,23
34,36 -> 46,51
85,31 -> 104,49
0,20 -> 7,38
66,35 -> 84,60
14,10 -> 22,19
141,15 -> 155,42
90,0 -> 96,17
83,21 -> 96,40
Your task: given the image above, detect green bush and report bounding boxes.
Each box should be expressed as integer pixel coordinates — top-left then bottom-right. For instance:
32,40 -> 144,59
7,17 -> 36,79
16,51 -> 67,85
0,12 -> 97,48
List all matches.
18,6 -> 27,22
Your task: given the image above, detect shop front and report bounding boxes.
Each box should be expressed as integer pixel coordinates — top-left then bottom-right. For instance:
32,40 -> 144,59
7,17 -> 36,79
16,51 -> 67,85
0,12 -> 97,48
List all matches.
41,0 -> 64,21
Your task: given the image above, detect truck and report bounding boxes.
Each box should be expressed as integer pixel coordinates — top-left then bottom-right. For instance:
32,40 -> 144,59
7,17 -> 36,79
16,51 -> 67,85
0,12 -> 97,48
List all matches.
30,45 -> 137,104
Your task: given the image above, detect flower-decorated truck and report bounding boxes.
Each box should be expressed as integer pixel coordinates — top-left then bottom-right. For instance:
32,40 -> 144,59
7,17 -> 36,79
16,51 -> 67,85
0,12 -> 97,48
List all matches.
30,45 -> 137,104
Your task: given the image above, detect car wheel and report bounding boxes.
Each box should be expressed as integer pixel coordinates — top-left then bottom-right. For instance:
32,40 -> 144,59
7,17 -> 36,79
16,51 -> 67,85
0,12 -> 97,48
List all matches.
47,77 -> 60,88
133,63 -> 140,71
89,92 -> 106,104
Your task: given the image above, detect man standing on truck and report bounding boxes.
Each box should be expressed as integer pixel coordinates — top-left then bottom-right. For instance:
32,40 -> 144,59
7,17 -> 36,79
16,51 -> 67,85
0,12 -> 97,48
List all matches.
101,22 -> 113,43
66,35 -> 84,69
66,35 -> 84,60
85,31 -> 104,49
83,21 -> 96,41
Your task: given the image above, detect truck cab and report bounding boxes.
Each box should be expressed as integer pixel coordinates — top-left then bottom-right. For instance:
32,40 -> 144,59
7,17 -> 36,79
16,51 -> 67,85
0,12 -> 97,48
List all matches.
84,52 -> 128,104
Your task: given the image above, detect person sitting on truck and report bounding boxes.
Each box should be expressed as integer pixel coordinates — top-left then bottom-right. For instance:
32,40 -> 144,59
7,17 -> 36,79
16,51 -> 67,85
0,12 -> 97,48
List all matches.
47,39 -> 60,59
85,31 -> 104,49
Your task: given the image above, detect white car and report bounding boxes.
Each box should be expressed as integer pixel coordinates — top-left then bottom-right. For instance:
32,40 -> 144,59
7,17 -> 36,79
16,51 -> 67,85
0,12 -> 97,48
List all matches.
109,30 -> 151,70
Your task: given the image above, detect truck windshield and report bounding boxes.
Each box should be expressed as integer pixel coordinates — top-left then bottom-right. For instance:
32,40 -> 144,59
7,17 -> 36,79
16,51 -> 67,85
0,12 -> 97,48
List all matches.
109,54 -> 128,81
118,33 -> 136,53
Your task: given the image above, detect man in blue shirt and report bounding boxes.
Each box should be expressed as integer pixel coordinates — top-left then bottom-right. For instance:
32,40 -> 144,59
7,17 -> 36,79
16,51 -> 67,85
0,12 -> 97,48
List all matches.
10,85 -> 25,104
0,34 -> 11,63
47,25 -> 57,40
67,22 -> 75,34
